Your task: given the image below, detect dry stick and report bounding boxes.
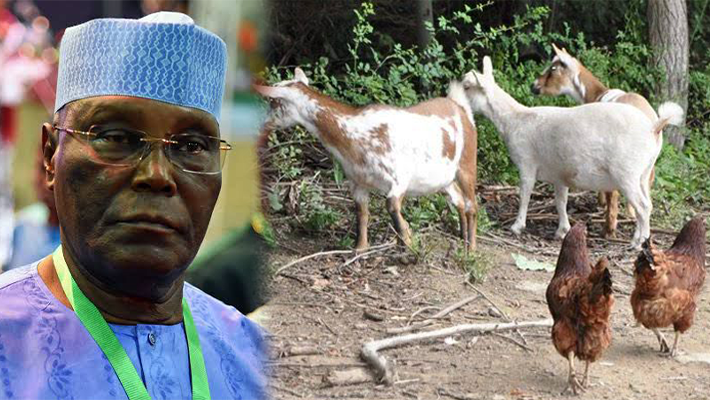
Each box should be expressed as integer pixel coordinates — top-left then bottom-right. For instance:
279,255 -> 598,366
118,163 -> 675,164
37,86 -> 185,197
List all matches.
407,306 -> 440,325
275,249 -> 352,276
269,383 -> 304,398
386,295 -> 481,335
361,318 -> 553,385
480,232 -> 532,254
492,332 -> 534,352
339,242 -> 396,269
466,282 -> 528,346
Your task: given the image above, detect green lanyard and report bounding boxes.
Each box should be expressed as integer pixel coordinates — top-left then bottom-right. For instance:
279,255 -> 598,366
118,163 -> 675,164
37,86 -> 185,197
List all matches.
52,246 -> 211,400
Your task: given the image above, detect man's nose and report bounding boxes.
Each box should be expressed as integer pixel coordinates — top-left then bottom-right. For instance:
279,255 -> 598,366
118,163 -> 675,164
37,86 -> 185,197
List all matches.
131,144 -> 177,195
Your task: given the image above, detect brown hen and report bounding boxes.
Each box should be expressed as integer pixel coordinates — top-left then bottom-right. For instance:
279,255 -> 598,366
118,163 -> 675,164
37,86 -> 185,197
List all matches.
631,216 -> 706,356
547,223 -> 614,395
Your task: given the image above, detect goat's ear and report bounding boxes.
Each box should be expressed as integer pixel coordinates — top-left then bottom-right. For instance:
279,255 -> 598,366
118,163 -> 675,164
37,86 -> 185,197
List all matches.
482,56 -> 494,79
294,67 -> 309,86
552,43 -> 563,57
253,84 -> 285,98
463,70 -> 485,88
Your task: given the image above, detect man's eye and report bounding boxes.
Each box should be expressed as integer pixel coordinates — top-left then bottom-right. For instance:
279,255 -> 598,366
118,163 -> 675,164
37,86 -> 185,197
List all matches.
175,135 -> 210,153
93,129 -> 141,145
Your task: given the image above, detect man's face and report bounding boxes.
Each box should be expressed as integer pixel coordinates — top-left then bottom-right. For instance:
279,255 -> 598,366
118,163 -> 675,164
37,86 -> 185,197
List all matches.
44,96 -> 222,293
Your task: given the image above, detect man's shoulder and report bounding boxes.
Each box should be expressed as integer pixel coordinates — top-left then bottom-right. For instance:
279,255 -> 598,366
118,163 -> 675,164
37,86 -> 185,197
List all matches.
0,263 -> 37,292
183,282 -> 266,341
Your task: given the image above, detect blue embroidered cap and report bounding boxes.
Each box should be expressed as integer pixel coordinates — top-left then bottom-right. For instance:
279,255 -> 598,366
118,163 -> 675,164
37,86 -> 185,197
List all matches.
54,12 -> 227,122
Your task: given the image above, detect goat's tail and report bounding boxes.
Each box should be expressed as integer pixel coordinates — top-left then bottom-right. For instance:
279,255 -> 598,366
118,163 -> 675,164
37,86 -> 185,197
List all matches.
652,101 -> 684,137
448,81 -> 473,122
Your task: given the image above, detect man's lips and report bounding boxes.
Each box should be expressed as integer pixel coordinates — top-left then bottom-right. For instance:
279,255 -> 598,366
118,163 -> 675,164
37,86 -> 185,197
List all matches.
117,214 -> 184,233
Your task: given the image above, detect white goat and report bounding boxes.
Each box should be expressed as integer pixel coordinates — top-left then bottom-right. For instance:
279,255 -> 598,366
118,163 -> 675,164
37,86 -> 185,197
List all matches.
464,57 -> 683,248
255,68 -> 478,252
532,44 -> 661,238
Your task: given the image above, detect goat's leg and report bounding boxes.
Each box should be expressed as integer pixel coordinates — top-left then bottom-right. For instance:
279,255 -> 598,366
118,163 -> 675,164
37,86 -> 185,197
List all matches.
445,184 -> 468,247
554,184 -> 571,239
511,175 -> 536,235
455,172 -> 478,252
386,195 -> 412,247
623,186 -> 648,249
353,187 -> 370,252
604,191 -> 620,239
597,192 -> 607,207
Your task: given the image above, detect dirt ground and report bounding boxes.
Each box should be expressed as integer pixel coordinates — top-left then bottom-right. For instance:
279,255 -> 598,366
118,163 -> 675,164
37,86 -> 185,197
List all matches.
261,190 -> 710,400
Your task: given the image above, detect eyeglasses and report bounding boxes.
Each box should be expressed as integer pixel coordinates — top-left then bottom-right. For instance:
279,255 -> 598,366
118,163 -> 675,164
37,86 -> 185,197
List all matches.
53,125 -> 232,175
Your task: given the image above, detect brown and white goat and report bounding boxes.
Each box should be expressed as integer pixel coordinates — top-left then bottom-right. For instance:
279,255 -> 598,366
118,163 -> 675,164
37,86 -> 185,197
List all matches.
255,68 -> 478,252
532,44 -> 661,238
465,57 -> 683,249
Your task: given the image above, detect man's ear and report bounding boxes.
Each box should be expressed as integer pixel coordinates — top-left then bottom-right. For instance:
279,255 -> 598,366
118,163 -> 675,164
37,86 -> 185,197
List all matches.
42,123 -> 57,192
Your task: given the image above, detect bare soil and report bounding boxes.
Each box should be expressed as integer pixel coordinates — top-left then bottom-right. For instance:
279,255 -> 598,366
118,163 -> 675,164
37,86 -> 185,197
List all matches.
262,190 -> 710,400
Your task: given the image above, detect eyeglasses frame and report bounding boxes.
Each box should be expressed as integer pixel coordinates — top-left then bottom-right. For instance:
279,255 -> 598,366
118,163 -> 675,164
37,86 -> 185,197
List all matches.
52,124 -> 232,175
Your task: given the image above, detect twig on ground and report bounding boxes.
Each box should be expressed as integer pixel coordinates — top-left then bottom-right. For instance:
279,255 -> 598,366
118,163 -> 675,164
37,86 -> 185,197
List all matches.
275,249 -> 353,276
268,301 -> 335,315
269,383 -> 304,398
324,368 -> 373,387
318,317 -> 338,336
479,233 -> 534,254
339,242 -> 396,270
361,318 -> 553,385
492,332 -> 534,352
268,361 -> 368,368
387,294 -> 481,335
407,306 -> 440,324
437,387 -> 478,400
465,282 -> 528,345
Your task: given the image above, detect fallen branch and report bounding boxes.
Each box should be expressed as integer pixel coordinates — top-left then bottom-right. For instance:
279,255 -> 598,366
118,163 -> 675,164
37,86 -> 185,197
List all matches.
275,249 -> 352,276
361,318 -> 553,385
324,368 -> 373,387
492,332 -> 533,352
339,241 -> 396,270
466,282 -> 528,346
387,295 -> 480,335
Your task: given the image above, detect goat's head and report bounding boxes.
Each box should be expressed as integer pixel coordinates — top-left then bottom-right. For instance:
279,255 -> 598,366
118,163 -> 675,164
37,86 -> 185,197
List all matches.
531,44 -> 580,98
253,67 -> 312,131
463,56 -> 496,115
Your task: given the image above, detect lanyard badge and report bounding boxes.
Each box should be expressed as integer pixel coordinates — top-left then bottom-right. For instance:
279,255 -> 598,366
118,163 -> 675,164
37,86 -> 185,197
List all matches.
52,246 -> 211,400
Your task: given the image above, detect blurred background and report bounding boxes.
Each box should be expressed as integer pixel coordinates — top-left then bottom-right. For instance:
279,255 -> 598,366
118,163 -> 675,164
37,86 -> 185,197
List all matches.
0,0 -> 270,314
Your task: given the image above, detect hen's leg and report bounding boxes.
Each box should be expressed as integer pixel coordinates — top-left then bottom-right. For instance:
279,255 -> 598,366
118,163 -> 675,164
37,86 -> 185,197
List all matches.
652,328 -> 670,353
581,361 -> 591,388
670,331 -> 681,357
562,352 -> 585,395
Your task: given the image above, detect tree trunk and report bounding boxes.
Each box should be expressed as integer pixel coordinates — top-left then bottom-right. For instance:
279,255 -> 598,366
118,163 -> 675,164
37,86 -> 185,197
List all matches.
648,0 -> 689,150
416,0 -> 433,49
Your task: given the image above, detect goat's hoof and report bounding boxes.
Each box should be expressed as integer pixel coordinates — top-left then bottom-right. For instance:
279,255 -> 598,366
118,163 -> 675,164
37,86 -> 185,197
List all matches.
555,227 -> 570,240
603,230 -> 617,239
354,244 -> 369,253
510,223 -> 524,236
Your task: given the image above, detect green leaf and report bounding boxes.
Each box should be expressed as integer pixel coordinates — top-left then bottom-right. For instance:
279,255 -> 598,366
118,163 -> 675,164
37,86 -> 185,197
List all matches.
512,253 -> 555,272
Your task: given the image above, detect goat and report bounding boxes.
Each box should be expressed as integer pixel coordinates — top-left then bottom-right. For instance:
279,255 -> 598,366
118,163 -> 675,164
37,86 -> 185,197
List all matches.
532,44 -> 663,238
464,57 -> 683,248
254,68 -> 478,252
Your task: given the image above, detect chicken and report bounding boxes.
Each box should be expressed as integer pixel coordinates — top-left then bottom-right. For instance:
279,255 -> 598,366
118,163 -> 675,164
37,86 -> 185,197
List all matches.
546,223 -> 614,394
630,216 -> 706,356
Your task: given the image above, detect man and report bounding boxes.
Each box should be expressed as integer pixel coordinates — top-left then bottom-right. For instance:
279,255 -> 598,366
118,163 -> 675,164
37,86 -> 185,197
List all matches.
0,11 -> 267,399
2,149 -> 61,271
